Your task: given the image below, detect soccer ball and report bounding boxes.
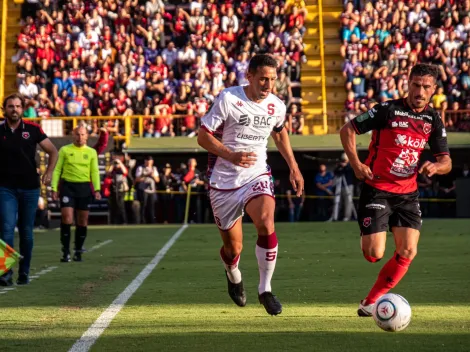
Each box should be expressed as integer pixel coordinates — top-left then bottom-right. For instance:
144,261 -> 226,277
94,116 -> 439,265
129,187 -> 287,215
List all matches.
372,293 -> 412,332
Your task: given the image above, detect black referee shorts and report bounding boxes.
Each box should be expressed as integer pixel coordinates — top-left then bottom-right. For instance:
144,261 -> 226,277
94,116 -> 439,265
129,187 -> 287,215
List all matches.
358,183 -> 422,235
59,181 -> 93,211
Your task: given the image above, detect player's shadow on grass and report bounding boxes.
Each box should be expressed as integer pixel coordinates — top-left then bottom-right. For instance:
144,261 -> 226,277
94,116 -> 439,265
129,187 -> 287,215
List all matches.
3,332 -> 470,352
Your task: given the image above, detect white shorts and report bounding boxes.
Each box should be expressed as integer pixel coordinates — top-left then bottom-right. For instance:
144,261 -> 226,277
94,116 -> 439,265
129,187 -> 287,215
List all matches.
209,174 -> 275,231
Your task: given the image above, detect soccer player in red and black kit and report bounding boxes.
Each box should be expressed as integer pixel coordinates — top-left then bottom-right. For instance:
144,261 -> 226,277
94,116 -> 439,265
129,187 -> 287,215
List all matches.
340,64 -> 452,316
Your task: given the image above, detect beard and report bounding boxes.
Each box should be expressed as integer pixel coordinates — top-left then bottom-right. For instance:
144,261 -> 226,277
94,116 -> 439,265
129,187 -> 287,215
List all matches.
6,111 -> 21,123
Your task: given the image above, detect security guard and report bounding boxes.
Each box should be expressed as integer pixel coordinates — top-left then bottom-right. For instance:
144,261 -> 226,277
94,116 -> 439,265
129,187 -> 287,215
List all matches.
0,93 -> 58,286
51,125 -> 101,262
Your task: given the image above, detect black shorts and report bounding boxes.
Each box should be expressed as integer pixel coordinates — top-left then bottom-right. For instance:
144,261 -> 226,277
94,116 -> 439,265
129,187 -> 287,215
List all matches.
358,183 -> 422,235
60,181 -> 93,211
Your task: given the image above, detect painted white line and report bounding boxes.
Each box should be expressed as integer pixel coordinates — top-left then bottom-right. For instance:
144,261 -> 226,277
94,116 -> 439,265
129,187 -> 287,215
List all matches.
2,288 -> 16,291
87,240 -> 113,253
68,224 -> 188,352
0,292 -> 6,294
29,276 -> 40,279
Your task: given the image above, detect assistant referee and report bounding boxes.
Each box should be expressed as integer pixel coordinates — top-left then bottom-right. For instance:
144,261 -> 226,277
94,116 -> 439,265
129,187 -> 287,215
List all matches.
51,125 -> 101,262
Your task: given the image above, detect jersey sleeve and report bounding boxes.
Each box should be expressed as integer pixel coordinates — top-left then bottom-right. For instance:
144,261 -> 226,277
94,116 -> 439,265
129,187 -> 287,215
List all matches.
90,149 -> 101,191
272,103 -> 287,133
428,114 -> 450,157
51,147 -> 65,192
200,91 -> 229,133
350,102 -> 389,134
35,124 -> 47,143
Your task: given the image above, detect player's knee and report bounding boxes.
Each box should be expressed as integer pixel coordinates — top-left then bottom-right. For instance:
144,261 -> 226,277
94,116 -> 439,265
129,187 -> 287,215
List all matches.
226,244 -> 243,259
254,213 -> 275,235
362,249 -> 384,263
397,247 -> 417,260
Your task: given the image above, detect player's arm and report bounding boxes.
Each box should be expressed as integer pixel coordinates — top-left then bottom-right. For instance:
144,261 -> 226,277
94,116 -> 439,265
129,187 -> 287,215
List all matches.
90,150 -> 102,200
93,128 -> 109,155
51,147 -> 65,200
39,137 -> 58,186
198,128 -> 256,167
271,126 -> 304,197
197,92 -> 256,167
420,116 -> 452,177
340,103 -> 388,180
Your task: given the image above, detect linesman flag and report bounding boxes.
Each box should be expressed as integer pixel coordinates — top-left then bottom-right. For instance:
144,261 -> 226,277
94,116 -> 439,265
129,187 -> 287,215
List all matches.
0,239 -> 21,276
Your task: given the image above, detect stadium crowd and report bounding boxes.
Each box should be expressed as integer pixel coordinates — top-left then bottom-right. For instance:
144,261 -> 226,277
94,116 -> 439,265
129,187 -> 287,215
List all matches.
14,0 -> 307,137
340,0 -> 470,132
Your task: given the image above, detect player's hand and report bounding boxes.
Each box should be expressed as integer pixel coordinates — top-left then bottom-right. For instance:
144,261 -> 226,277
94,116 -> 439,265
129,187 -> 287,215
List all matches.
290,166 -> 304,197
52,191 -> 58,201
95,191 -> 102,200
42,171 -> 53,186
352,162 -> 373,181
229,151 -> 257,168
419,161 -> 438,177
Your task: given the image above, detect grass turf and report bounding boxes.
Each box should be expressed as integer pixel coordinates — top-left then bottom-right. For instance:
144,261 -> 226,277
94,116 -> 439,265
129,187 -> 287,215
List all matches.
1,220 -> 469,351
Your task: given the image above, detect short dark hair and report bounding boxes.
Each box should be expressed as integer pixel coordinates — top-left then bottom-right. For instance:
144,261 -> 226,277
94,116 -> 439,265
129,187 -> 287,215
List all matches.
409,64 -> 439,82
2,93 -> 26,110
248,54 -> 278,74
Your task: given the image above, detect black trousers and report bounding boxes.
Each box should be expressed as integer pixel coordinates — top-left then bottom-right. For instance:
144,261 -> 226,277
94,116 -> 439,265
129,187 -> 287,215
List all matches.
109,193 -> 127,224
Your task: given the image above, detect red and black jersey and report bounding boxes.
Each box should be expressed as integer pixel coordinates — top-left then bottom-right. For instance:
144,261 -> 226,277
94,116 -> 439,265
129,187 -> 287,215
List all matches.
0,120 -> 48,189
350,99 -> 449,194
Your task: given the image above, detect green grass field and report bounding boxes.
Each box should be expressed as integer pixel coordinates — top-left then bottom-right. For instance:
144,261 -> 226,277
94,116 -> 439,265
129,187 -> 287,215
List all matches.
1,220 -> 469,352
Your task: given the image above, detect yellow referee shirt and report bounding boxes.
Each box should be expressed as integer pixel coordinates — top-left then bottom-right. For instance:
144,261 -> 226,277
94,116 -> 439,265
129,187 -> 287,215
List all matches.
51,144 -> 101,192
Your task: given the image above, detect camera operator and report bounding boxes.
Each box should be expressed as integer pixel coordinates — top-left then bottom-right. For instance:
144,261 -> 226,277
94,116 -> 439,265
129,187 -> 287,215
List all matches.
107,152 -> 129,224
135,156 -> 160,224
331,153 -> 356,221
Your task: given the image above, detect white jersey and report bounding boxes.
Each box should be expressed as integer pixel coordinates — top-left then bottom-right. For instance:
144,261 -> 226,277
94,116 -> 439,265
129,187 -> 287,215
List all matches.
201,86 -> 286,190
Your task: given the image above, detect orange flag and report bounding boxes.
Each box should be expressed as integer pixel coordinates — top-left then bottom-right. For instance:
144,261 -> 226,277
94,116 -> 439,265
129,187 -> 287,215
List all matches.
0,239 -> 21,276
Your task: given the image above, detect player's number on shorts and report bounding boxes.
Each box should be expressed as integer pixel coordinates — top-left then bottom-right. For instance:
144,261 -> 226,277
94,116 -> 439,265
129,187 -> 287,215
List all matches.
266,251 -> 277,261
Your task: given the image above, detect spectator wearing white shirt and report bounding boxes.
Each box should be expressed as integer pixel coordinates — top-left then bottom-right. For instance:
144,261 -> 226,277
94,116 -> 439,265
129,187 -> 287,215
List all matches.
442,31 -> 462,56
145,0 -> 164,18
126,73 -> 146,97
456,16 -> 470,41
177,42 -> 196,75
221,8 -> 239,33
19,75 -> 39,100
407,4 -> 430,29
162,42 -> 178,68
78,24 -> 99,50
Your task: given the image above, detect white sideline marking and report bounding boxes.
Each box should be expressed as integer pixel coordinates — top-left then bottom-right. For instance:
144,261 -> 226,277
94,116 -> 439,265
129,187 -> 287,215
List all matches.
87,240 -> 113,253
29,266 -> 58,283
68,225 -> 188,352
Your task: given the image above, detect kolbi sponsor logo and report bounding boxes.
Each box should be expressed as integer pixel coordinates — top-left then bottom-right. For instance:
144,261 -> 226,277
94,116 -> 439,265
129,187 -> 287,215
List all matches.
395,134 -> 426,149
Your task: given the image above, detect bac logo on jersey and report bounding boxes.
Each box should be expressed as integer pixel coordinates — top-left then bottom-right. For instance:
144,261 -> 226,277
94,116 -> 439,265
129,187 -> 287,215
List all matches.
392,121 -> 408,128
363,217 -> 371,228
423,123 -> 432,134
22,132 -> 30,139
239,114 -> 251,126
84,154 -> 89,160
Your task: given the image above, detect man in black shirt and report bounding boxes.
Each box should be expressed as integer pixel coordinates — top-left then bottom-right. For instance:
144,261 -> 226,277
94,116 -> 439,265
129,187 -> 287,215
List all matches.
0,93 -> 58,286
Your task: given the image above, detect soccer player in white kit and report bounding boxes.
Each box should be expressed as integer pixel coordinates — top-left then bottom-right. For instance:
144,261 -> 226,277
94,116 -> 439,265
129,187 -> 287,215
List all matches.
197,54 -> 304,315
